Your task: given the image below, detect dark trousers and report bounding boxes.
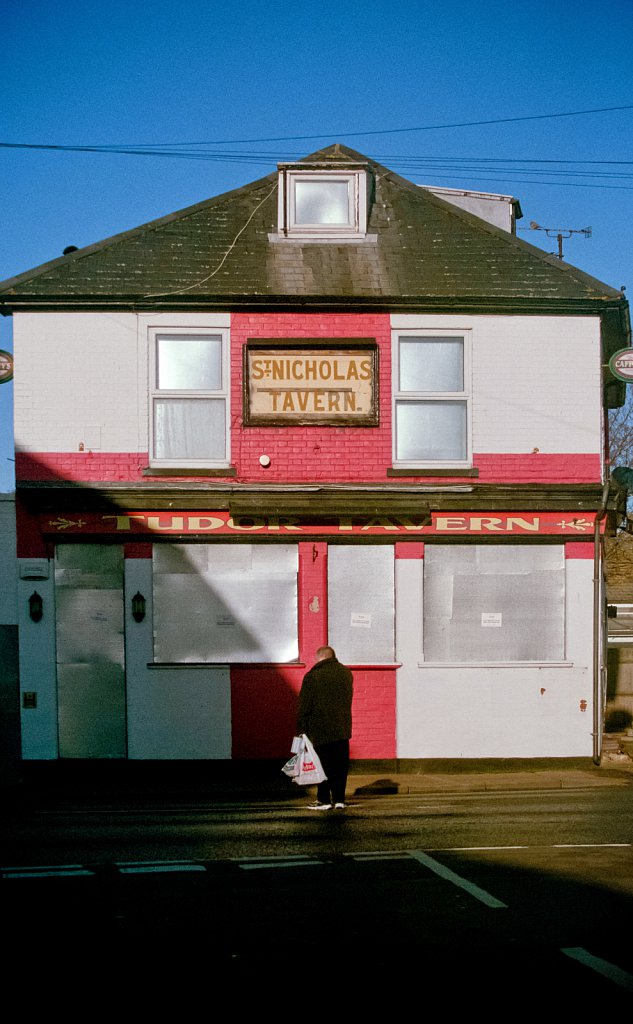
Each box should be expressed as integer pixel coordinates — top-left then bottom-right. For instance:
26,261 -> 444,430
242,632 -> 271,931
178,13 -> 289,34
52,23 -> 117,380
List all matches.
315,739 -> 350,805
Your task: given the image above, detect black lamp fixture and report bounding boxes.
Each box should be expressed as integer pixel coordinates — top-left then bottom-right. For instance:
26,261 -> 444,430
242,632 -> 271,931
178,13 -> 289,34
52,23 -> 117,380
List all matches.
29,590 -> 43,622
131,591 -> 147,622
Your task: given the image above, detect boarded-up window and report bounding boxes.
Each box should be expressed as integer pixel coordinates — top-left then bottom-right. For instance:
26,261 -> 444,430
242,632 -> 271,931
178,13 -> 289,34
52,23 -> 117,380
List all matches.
423,545 -> 565,662
328,546 -> 395,663
153,544 -> 298,663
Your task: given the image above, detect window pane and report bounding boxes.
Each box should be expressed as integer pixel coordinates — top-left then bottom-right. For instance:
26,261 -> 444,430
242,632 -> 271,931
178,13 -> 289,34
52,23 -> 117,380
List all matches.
399,337 -> 463,392
423,545 -> 565,662
154,398 -> 226,460
396,401 -> 467,460
157,335 -> 222,390
294,180 -> 351,225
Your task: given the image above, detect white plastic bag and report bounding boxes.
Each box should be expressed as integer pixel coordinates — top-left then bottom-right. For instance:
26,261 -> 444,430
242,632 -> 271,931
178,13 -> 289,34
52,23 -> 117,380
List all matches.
281,736 -> 304,778
292,734 -> 327,786
281,752 -> 300,778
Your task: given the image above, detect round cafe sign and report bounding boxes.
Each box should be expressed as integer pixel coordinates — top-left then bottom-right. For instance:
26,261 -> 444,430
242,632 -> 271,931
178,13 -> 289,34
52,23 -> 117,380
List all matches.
0,349 -> 13,384
609,348 -> 633,383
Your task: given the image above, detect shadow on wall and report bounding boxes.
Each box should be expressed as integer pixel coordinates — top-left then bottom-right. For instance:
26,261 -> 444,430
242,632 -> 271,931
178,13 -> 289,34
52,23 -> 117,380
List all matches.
13,451 -> 303,762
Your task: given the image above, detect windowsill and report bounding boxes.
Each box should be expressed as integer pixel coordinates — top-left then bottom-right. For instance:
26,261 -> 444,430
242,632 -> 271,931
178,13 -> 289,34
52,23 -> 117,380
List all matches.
148,661 -> 401,669
388,467 -> 479,477
143,466 -> 238,477
148,661 -> 306,669
268,233 -> 377,244
417,661 -> 573,668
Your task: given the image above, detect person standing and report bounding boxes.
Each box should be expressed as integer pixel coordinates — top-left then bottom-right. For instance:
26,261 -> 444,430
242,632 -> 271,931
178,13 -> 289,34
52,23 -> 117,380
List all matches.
297,645 -> 353,811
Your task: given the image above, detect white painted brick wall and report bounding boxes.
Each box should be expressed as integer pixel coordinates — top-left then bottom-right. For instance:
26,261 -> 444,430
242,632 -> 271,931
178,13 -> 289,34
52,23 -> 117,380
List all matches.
14,312 -> 141,452
392,314 -> 602,454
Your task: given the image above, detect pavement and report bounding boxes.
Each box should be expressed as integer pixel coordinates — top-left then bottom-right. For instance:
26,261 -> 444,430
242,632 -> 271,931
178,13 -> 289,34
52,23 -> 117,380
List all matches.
2,739 -> 633,809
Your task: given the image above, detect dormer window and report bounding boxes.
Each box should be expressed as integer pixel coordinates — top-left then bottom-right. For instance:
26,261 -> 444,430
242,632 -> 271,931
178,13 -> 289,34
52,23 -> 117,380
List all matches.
278,165 -> 368,239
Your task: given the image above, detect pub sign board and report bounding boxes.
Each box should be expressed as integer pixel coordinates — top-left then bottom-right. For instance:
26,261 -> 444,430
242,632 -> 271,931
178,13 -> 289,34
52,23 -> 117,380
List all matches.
0,349 -> 13,384
243,339 -> 379,426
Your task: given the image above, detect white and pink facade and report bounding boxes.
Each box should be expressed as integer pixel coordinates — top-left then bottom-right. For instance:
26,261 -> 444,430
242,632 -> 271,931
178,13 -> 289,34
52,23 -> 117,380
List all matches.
3,146 -> 630,766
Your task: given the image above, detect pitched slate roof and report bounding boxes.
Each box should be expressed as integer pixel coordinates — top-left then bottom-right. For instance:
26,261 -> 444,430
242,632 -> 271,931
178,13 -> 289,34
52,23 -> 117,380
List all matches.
0,144 -> 628,324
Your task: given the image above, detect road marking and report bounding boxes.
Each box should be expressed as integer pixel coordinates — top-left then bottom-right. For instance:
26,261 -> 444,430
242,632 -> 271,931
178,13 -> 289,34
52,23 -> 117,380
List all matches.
553,843 -> 631,848
115,861 -> 206,874
239,860 -> 324,870
427,843 -> 631,852
561,947 -> 633,991
2,865 -> 94,878
235,855 -> 324,870
347,852 -> 412,861
429,846 -> 529,851
407,850 -> 508,908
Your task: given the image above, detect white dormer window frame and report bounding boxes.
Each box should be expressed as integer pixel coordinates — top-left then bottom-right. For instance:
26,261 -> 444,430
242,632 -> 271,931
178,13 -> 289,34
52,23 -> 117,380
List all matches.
278,167 -> 368,239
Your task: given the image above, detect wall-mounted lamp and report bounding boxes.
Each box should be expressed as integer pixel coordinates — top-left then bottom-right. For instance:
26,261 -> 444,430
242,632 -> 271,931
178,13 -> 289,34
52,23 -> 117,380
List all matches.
29,591 -> 43,622
131,591 -> 147,623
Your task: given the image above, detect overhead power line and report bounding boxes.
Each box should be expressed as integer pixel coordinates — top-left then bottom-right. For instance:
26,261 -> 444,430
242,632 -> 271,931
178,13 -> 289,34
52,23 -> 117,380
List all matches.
98,103 -> 633,146
1,104 -> 633,192
1,102 -> 632,155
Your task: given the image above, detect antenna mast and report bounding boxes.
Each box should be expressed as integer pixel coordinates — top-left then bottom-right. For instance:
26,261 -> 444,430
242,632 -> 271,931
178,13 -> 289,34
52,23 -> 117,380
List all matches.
529,222 -> 592,260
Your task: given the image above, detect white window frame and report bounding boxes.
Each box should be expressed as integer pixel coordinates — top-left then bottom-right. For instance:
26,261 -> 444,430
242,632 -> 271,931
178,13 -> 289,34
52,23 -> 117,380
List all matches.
278,168 -> 368,239
149,327 -> 230,468
392,329 -> 472,468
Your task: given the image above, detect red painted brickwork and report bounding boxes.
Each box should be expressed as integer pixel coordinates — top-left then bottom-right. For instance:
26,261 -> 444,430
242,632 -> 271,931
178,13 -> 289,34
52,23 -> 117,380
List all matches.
230,542 -> 396,760
15,450 -> 601,485
472,453 -> 600,483
230,665 -> 306,760
230,664 -> 397,760
231,312 -> 393,481
298,541 -> 327,661
396,542 -> 424,559
565,542 -> 595,559
15,451 -> 150,482
349,669 -> 397,760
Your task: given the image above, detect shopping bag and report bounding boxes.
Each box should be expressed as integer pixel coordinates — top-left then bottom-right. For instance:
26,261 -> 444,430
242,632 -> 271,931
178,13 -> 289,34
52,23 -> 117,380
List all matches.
293,734 -> 327,786
281,735 -> 305,778
281,752 -> 300,778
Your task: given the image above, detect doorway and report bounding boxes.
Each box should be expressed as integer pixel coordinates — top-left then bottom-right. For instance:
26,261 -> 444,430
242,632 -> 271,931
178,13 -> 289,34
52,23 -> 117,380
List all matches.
55,544 -> 126,758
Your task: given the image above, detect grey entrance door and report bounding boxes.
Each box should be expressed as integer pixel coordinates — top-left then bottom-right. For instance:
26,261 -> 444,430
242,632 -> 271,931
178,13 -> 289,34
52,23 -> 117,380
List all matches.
55,544 -> 126,758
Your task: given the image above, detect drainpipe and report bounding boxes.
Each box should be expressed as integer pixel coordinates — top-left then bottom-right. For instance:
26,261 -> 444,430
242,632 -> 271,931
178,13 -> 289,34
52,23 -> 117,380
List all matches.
593,480 -> 610,764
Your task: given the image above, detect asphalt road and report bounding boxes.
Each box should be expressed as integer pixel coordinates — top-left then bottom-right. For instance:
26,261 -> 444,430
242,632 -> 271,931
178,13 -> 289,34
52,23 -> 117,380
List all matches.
2,783 -> 632,1006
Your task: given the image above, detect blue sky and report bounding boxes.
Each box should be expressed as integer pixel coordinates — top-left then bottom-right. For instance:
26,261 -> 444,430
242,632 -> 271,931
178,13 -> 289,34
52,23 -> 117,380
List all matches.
1,0 -> 632,490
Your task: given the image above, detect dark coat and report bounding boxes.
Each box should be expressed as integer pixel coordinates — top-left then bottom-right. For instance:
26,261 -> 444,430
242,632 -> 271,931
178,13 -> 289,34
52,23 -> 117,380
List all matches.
297,656 -> 353,747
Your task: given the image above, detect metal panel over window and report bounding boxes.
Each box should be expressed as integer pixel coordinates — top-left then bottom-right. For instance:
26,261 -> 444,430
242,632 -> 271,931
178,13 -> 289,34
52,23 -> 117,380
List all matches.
153,544 -> 298,663
423,545 -> 565,662
328,546 -> 395,663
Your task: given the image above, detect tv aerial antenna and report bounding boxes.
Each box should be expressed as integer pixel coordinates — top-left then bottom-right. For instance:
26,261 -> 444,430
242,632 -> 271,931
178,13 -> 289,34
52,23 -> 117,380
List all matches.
529,221 -> 592,260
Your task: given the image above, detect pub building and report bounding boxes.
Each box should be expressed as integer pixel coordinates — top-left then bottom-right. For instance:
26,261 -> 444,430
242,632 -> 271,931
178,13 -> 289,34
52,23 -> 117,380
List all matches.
1,144 -> 630,769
